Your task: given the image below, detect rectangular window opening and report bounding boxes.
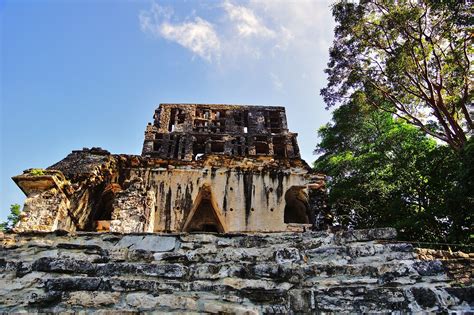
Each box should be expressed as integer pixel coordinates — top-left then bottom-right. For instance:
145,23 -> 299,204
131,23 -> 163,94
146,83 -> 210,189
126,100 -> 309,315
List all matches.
168,108 -> 177,132
177,109 -> 185,124
255,142 -> 269,155
211,142 -> 225,153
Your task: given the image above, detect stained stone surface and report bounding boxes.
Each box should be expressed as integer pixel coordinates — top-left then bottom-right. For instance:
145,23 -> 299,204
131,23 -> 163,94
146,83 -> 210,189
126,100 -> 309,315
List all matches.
1,228 -> 472,313
12,104 -> 330,234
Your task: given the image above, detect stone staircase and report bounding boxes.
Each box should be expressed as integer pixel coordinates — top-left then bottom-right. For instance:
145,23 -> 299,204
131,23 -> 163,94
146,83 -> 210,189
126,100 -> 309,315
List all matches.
0,228 -> 472,313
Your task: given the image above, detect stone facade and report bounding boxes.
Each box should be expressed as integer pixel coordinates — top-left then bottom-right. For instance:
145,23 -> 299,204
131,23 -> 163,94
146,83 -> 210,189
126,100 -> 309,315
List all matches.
7,104 -> 473,313
142,104 -> 300,160
12,104 -> 328,234
0,228 -> 472,313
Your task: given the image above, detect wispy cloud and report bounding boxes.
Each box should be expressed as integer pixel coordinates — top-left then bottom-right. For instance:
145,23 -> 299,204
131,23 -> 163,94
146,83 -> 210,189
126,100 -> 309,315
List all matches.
139,4 -> 221,62
222,1 -> 275,39
138,1 -> 303,64
159,18 -> 220,62
139,0 -> 335,92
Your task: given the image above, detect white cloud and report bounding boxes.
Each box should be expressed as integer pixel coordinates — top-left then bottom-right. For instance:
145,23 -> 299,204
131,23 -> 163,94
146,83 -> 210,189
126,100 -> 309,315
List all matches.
247,0 -> 335,54
139,3 -> 172,32
139,4 -> 221,62
159,18 -> 221,62
139,0 -> 335,66
222,1 -> 275,38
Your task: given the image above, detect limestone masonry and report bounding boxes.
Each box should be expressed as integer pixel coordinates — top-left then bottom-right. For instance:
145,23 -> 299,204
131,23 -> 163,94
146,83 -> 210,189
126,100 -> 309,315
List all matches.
12,104 -> 328,234
0,229 -> 472,313
5,104 -> 472,313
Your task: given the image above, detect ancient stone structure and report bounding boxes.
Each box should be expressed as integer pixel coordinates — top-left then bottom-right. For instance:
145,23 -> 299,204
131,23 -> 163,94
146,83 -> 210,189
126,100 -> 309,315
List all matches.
5,103 -> 473,313
142,104 -> 300,160
12,104 -> 327,234
1,228 -> 472,313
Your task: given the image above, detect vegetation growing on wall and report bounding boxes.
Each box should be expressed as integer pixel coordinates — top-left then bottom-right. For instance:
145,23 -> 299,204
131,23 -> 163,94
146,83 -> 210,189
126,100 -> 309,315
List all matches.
29,169 -> 45,176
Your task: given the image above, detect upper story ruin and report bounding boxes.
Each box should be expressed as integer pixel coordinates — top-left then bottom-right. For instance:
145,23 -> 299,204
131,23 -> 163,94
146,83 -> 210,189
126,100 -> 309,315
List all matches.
11,104 -> 328,234
142,104 -> 300,160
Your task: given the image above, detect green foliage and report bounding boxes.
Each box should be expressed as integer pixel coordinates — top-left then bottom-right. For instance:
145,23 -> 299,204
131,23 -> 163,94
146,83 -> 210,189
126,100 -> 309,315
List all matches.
30,169 -> 45,176
322,0 -> 473,150
0,204 -> 22,232
314,94 -> 473,246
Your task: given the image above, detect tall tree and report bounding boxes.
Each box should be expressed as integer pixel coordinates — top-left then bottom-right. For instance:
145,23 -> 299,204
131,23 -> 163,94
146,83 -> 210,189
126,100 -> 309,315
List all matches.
321,0 -> 473,150
314,92 -> 473,245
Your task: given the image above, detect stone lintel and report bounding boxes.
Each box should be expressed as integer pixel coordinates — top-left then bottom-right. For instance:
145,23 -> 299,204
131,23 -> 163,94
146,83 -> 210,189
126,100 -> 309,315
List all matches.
12,170 -> 69,196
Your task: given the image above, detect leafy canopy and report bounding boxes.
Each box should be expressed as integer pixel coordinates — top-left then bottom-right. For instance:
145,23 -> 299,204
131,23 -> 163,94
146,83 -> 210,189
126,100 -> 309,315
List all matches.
314,92 -> 473,246
322,0 -> 473,150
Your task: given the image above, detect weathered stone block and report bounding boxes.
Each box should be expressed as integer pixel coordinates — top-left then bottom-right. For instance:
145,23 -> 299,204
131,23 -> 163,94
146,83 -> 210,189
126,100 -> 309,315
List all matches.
32,257 -> 96,275
66,291 -> 121,307
413,260 -> 445,276
115,235 -> 177,252
44,277 -> 104,292
95,262 -> 187,278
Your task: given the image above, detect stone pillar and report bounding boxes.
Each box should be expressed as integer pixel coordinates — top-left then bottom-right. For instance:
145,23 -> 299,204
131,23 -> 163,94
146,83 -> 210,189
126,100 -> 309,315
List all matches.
157,106 -> 171,133
267,136 -> 274,155
279,110 -> 288,133
247,136 -> 256,155
161,134 -> 172,159
225,110 -> 238,133
223,136 -> 234,156
284,135 -> 295,158
142,124 -> 156,156
183,106 -> 195,132
12,170 -> 75,233
182,135 -> 194,161
110,178 -> 156,233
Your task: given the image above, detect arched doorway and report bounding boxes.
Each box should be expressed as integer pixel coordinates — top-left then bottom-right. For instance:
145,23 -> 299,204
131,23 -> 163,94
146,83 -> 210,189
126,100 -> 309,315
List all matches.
284,186 -> 310,224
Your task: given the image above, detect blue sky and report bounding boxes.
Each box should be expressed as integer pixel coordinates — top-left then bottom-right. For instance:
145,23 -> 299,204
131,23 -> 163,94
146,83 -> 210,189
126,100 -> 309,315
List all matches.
0,0 -> 335,220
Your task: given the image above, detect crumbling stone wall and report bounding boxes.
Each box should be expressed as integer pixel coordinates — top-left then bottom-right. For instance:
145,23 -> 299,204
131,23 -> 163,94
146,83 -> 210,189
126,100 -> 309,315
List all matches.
142,104 -> 300,161
416,248 -> 473,286
110,178 -> 156,233
12,104 -> 328,234
12,170 -> 74,233
13,148 -> 118,233
0,228 -> 472,313
13,148 -> 326,234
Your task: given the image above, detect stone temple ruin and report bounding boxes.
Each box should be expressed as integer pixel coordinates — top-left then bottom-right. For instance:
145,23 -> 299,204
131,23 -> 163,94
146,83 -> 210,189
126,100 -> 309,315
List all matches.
12,104 -> 328,234
4,104 -> 473,313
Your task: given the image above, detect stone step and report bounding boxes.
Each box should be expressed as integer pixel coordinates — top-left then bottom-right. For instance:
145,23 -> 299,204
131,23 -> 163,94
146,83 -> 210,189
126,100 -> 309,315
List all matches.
0,230 -> 472,313
1,251 -> 447,284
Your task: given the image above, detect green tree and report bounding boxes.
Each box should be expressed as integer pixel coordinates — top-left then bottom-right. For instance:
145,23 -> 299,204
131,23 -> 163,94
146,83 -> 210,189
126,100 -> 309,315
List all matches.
314,92 -> 473,245
322,0 -> 473,151
0,204 -> 22,232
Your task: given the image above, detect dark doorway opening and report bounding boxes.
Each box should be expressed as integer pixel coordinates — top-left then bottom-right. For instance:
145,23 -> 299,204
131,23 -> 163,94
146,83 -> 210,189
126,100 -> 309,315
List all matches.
82,183 -> 121,232
183,188 -> 224,233
284,186 -> 310,224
